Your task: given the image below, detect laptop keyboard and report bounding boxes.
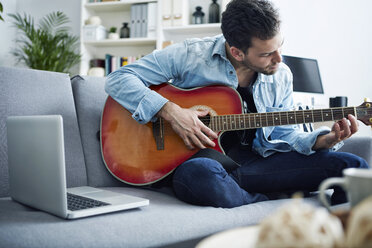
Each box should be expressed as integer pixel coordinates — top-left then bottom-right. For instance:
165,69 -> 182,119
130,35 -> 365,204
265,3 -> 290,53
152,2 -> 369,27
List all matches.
67,193 -> 110,211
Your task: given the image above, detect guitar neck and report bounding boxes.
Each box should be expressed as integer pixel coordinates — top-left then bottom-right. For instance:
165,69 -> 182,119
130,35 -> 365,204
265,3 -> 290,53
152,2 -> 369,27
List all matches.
205,106 -> 357,132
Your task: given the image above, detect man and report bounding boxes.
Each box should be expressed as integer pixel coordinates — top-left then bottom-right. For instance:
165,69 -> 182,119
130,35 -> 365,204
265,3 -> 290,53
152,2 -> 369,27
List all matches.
106,0 -> 369,208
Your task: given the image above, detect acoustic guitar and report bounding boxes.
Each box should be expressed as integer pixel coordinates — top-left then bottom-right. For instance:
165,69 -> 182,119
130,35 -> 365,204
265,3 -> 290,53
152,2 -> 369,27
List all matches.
100,84 -> 372,185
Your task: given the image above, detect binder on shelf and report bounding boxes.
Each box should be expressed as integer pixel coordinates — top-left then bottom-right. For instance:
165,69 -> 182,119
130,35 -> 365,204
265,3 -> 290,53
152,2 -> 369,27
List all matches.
135,4 -> 142,37
140,4 -> 148,37
147,2 -> 157,38
130,4 -> 137,38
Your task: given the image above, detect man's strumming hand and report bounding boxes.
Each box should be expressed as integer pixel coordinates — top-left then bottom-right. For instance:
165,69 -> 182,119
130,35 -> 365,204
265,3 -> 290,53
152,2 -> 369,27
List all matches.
157,101 -> 218,150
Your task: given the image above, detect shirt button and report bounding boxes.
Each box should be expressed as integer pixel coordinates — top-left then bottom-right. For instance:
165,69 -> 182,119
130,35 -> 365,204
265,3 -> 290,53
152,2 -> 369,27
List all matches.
229,71 -> 233,74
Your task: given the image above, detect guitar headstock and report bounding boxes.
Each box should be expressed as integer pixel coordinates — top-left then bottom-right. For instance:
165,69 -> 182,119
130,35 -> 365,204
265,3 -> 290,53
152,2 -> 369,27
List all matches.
357,100 -> 372,126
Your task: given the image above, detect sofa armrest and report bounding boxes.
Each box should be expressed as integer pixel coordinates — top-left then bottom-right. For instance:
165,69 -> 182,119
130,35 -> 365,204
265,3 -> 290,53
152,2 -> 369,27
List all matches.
337,136 -> 372,165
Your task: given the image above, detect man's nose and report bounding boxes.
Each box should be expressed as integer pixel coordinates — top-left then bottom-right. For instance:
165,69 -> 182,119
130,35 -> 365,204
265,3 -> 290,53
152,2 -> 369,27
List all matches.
273,51 -> 282,64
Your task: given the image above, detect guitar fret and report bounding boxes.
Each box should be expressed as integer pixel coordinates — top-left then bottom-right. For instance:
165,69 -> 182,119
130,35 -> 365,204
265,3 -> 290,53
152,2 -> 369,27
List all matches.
260,113 -> 265,127
344,107 -> 356,117
304,110 -> 312,123
311,110 -> 314,123
265,113 -> 268,127
322,109 -> 332,121
255,114 -> 260,127
267,112 -> 274,126
295,110 -> 304,124
279,112 -> 287,125
313,110 -> 323,122
273,112 -> 280,125
302,110 -> 305,123
332,108 -> 344,120
288,111 -> 296,124
286,112 -> 289,124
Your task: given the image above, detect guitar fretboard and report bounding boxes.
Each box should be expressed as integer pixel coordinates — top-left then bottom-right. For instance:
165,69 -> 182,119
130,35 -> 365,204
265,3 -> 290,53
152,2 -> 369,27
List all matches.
202,107 -> 356,132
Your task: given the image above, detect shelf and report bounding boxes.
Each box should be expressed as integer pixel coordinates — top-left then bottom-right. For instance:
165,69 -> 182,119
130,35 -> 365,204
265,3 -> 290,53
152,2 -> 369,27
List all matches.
85,0 -> 157,12
84,37 -> 157,47
162,23 -> 222,35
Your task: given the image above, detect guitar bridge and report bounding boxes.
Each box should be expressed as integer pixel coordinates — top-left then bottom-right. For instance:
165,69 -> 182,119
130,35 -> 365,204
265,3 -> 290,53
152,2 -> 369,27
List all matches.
153,118 -> 164,150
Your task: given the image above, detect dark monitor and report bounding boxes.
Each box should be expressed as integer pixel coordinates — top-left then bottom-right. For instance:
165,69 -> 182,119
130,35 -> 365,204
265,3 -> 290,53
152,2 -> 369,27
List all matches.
282,55 -> 324,94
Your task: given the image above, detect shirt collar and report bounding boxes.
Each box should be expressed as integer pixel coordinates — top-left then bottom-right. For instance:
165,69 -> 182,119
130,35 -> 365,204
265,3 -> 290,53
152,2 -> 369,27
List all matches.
212,34 -> 227,59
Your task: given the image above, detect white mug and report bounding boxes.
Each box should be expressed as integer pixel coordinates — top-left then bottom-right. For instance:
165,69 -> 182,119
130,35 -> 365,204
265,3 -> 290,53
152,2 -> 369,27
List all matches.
319,168 -> 372,210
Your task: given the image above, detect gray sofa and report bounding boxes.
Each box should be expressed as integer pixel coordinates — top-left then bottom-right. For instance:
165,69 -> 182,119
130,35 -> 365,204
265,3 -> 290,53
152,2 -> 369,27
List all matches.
1,66 -> 371,248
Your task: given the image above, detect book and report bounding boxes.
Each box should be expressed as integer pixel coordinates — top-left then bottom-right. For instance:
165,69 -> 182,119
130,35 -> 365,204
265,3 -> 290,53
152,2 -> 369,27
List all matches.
105,54 -> 113,76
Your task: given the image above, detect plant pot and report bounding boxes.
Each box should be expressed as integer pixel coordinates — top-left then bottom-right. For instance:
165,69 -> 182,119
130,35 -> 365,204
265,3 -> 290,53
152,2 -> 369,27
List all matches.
108,32 -> 119,40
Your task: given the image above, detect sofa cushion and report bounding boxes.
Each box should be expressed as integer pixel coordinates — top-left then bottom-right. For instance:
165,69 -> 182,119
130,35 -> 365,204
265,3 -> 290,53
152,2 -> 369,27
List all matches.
71,75 -> 122,187
338,136 -> 372,165
0,187 -> 321,248
0,67 -> 87,197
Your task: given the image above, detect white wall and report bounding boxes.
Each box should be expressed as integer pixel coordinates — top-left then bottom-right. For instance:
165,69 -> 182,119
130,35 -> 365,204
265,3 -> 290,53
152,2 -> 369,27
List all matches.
273,0 -> 372,106
273,0 -> 372,135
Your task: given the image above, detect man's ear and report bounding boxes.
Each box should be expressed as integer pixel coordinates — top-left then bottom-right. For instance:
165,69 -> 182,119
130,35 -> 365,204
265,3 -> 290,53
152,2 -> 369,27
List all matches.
230,46 -> 245,62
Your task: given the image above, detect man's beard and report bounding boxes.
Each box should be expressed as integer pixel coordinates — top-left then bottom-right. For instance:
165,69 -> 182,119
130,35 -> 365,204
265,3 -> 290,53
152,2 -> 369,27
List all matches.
242,59 -> 279,75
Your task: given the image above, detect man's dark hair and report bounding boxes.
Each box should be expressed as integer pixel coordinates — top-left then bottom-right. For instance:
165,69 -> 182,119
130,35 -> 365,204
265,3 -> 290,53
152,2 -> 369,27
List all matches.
221,0 -> 280,53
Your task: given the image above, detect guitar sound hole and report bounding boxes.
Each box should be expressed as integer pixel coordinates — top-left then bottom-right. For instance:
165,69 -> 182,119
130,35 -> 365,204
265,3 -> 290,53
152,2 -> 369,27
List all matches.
200,114 -> 211,127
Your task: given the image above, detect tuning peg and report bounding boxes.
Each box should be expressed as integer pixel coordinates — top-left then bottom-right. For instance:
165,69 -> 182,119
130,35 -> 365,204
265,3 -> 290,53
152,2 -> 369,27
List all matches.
364,97 -> 371,102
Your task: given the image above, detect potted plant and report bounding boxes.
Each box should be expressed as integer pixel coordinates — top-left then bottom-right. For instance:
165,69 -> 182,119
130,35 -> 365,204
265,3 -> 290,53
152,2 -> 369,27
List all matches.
8,11 -> 81,74
108,26 -> 119,40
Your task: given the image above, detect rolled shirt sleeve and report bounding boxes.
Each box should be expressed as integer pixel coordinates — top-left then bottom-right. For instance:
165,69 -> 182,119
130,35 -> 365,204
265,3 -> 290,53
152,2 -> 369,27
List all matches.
105,42 -> 187,124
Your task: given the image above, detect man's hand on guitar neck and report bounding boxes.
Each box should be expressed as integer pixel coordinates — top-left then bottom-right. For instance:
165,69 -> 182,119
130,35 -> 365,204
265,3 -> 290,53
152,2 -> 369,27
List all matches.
313,114 -> 359,150
157,101 -> 218,150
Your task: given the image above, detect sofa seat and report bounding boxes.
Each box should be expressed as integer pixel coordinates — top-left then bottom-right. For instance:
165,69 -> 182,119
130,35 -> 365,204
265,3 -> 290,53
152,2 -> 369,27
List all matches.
0,186 -> 320,248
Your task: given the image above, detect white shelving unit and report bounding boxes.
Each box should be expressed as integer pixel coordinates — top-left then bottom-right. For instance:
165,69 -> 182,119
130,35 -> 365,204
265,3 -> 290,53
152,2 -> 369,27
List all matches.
84,37 -> 157,47
79,0 -> 224,75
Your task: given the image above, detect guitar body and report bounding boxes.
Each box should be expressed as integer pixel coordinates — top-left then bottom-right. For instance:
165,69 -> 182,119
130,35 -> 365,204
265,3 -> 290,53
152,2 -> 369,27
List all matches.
101,84 -> 243,185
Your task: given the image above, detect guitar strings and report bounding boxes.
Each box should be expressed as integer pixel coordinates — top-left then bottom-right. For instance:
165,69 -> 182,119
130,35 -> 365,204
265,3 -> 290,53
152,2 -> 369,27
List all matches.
198,107 -> 372,130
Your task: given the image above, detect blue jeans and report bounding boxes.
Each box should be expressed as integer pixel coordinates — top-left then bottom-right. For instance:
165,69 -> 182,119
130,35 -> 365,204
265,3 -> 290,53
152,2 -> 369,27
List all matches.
172,147 -> 370,208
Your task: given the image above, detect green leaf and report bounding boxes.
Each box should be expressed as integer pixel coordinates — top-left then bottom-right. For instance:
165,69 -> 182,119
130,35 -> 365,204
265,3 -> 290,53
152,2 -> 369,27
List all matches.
8,11 -> 81,73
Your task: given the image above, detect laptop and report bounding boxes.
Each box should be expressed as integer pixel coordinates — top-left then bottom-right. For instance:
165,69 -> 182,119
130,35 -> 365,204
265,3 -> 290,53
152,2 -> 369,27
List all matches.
6,115 -> 149,219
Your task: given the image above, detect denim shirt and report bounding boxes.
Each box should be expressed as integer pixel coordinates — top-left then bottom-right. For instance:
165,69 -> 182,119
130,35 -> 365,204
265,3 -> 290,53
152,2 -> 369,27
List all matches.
106,34 -> 341,157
